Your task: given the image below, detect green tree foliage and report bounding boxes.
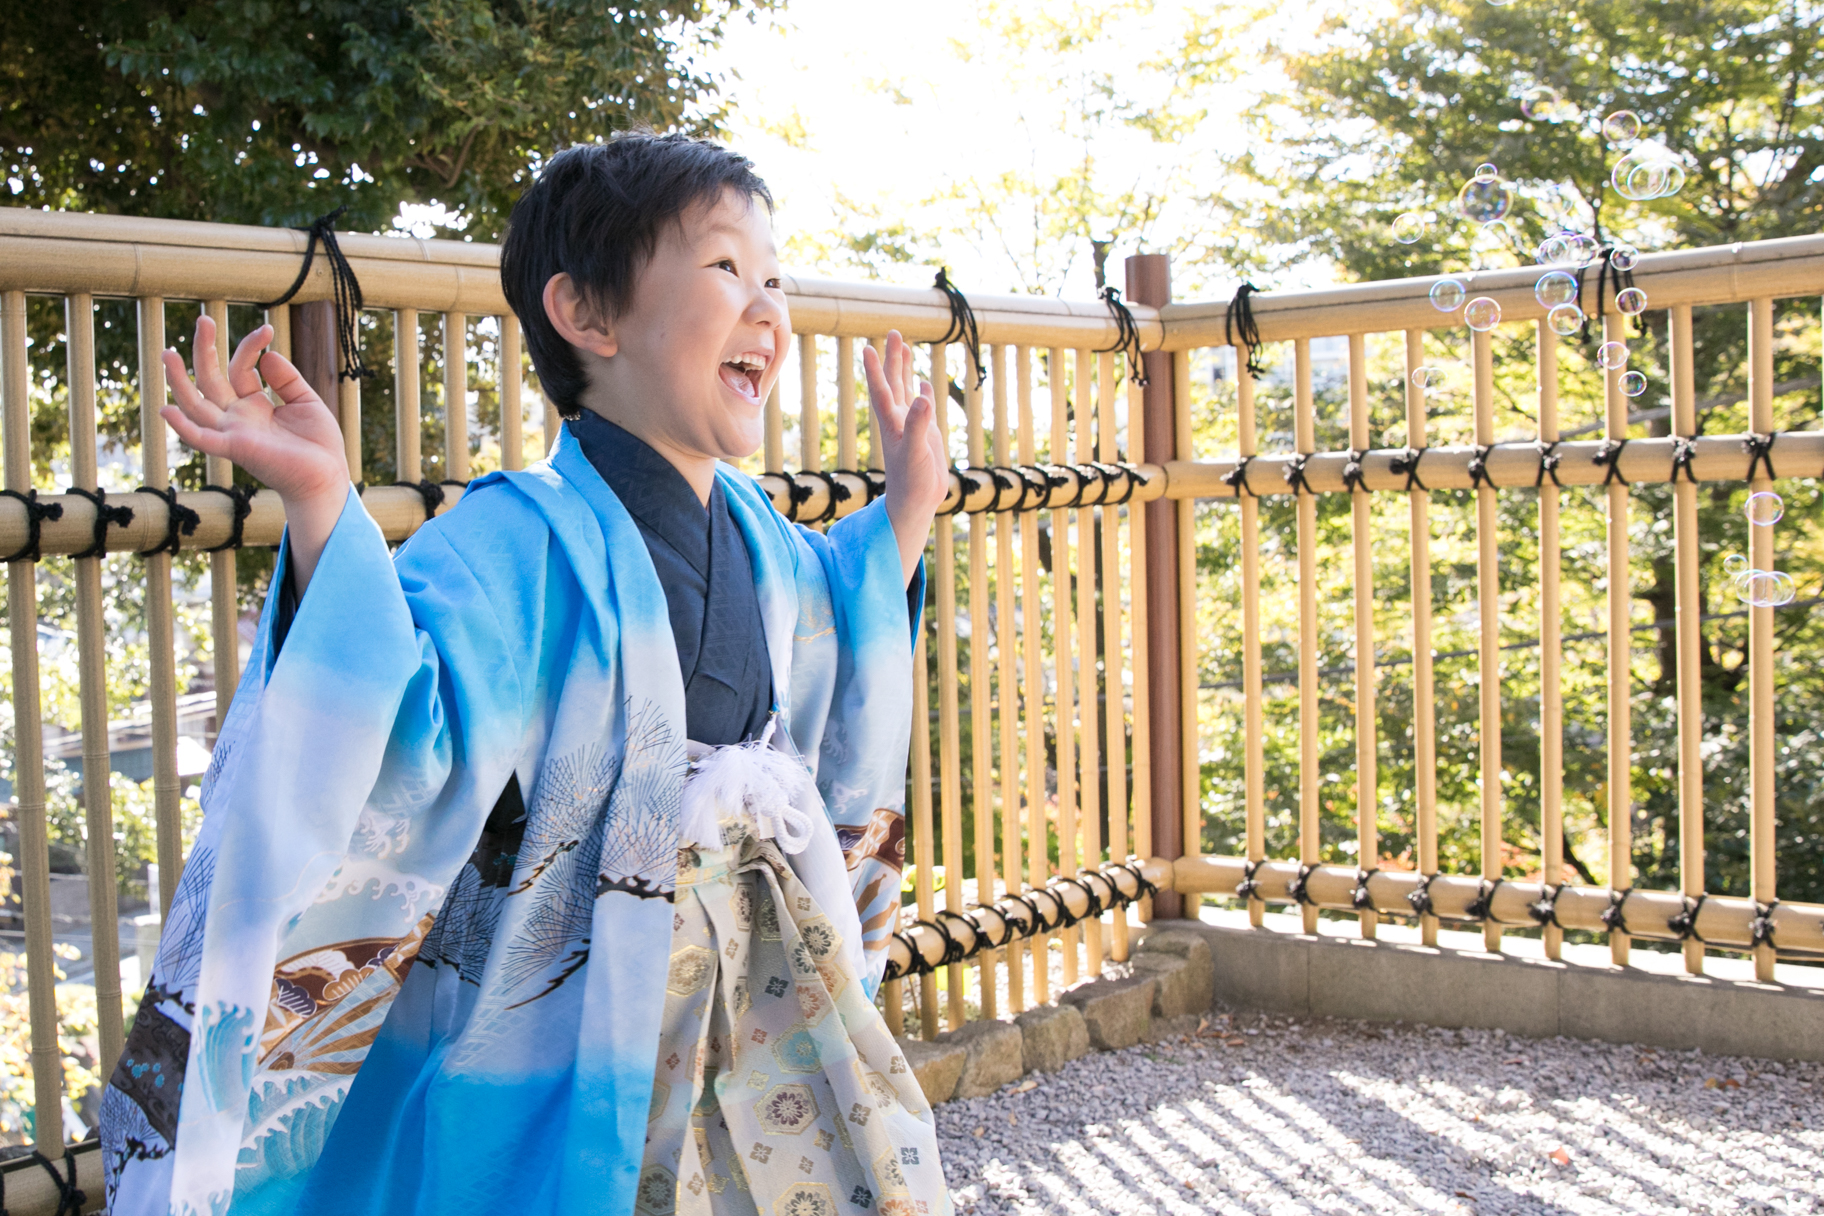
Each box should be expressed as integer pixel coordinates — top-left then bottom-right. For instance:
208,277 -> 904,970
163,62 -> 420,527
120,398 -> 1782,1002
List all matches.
1,0 -> 758,238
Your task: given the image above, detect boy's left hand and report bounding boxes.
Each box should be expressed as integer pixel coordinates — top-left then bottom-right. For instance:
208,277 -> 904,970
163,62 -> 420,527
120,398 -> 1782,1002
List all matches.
863,330 -> 948,586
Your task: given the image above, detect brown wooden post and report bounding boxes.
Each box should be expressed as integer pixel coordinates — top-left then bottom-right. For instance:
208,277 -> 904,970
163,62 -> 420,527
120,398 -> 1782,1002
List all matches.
289,300 -> 338,405
1127,253 -> 1183,918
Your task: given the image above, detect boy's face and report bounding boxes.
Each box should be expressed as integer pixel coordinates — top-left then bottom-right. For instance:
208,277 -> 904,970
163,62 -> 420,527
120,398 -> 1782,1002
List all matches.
589,188 -> 789,466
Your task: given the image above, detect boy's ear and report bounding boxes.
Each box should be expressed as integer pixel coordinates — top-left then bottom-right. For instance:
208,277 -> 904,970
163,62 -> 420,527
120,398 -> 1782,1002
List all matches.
543,274 -> 618,359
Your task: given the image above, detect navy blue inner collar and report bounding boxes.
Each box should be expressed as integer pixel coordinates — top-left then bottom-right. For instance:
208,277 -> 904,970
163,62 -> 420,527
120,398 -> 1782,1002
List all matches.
567,410 -> 714,579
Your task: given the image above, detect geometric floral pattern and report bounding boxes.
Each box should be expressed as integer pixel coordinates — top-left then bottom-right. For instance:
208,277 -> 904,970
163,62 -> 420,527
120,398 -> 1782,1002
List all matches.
757,1085 -> 819,1135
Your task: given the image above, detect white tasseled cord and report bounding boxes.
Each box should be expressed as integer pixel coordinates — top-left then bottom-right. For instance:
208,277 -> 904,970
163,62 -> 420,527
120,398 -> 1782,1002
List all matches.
679,724 -> 819,853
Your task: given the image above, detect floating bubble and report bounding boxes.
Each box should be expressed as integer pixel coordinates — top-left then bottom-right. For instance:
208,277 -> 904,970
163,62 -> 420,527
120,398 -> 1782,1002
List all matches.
1612,146 -> 1687,201
1430,278 -> 1467,312
1604,110 -> 1642,145
1615,287 -> 1648,316
1596,341 -> 1629,370
1734,568 -> 1759,601
1566,233 -> 1600,262
1410,366 -> 1446,388
1535,233 -> 1575,265
1458,173 -> 1513,224
1764,571 -> 1797,606
1464,297 -> 1502,331
1535,271 -> 1578,308
1392,211 -> 1429,244
1745,491 -> 1784,526
1620,370 -> 1648,397
1742,570 -> 1797,608
1474,162 -> 1499,181
1521,86 -> 1570,122
1611,244 -> 1639,271
1547,303 -> 1585,336
1724,553 -> 1749,577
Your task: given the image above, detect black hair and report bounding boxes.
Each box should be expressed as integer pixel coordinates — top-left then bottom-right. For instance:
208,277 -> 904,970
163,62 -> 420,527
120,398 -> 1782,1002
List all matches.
500,132 -> 773,419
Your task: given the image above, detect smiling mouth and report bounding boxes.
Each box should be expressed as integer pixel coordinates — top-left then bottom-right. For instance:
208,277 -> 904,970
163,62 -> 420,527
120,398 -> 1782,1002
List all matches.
719,354 -> 767,403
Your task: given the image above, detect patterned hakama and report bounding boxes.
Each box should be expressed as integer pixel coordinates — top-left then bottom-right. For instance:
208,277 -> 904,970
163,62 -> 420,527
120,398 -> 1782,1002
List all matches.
642,829 -> 947,1216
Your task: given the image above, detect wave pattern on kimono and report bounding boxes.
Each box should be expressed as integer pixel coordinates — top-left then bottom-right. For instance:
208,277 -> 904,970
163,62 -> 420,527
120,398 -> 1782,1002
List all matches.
100,427 -> 926,1216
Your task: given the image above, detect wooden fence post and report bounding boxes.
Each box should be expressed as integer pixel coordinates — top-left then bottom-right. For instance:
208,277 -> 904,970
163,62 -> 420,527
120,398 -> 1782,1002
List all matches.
1127,253 -> 1184,918
289,300 -> 338,407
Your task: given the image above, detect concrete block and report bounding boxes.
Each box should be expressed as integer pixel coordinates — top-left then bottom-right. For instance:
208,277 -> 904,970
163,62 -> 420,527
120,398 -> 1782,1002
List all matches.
1307,937 -> 1563,1040
1558,964 -> 1824,1061
1183,920 -> 1312,1014
1061,973 -> 1156,1051
1015,1002 -> 1089,1073
945,1018 -> 1026,1099
895,1035 -> 966,1106
1133,931 -> 1215,1018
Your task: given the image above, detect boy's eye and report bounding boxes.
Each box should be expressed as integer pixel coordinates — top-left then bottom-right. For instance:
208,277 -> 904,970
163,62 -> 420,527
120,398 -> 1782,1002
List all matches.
765,277 -> 781,290
716,258 -> 737,274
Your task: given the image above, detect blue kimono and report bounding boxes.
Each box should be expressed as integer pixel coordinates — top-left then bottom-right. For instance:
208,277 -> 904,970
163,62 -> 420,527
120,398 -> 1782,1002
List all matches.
100,421 -> 941,1216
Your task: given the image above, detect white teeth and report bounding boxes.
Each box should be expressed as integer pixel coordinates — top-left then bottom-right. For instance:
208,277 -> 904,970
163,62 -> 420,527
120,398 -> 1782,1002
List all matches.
726,355 -> 767,372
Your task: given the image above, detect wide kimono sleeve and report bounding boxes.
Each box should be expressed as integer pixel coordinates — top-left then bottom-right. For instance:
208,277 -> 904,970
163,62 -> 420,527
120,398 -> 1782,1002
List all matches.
782,497 -> 924,998
103,481 -> 551,1216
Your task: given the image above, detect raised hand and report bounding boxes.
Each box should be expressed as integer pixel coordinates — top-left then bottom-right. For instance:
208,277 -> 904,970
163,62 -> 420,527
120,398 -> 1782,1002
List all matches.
862,330 -> 948,585
162,314 -> 351,591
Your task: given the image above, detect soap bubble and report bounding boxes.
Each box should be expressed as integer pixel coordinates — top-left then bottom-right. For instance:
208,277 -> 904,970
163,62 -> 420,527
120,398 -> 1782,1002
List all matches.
1474,162 -> 1499,181
1547,304 -> 1585,336
1616,287 -> 1648,315
1536,233 -> 1575,265
1535,271 -> 1579,308
1613,146 -> 1687,200
1430,278 -> 1467,312
1741,570 -> 1796,608
1604,110 -> 1642,145
1464,297 -> 1502,331
1611,244 -> 1639,271
1410,366 -> 1446,388
1724,553 -> 1749,577
1745,491 -> 1784,526
1596,341 -> 1629,370
1620,370 -> 1648,397
1458,173 -> 1513,224
1566,233 -> 1599,262
1392,211 -> 1429,244
1521,86 -> 1570,122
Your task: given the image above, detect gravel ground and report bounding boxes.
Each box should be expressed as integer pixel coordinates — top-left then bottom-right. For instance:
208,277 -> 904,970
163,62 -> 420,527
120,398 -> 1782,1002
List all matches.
932,1012 -> 1824,1216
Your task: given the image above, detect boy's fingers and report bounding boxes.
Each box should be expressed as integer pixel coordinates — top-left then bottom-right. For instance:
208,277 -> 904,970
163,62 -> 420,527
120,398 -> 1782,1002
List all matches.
160,404 -> 232,459
192,314 -> 234,405
228,325 -> 274,400
258,351 -> 322,409
861,344 -> 905,434
162,349 -> 226,429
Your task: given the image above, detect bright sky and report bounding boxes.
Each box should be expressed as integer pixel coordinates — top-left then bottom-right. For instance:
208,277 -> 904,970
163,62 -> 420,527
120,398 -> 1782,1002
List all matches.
696,0 -> 1323,302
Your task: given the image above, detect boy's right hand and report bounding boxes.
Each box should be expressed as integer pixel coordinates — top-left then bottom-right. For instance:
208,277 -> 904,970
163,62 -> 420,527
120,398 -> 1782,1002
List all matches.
162,314 -> 351,593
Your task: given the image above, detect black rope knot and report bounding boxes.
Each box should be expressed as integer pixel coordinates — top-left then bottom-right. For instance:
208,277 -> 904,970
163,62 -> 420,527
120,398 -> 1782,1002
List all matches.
1574,244 -> 1643,343
1750,899 -> 1780,950
1096,285 -> 1148,386
1601,887 -> 1633,936
65,486 -> 134,559
933,268 -> 986,388
1282,454 -> 1314,496
1464,878 -> 1498,923
1593,438 -> 1630,486
135,484 -> 201,556
1466,444 -> 1495,491
390,478 -> 446,522
257,204 -> 373,381
1670,436 -> 1700,484
200,483 -> 255,552
931,909 -> 974,966
27,1148 -> 86,1216
1742,431 -> 1778,483
1535,440 -> 1564,488
1407,872 -> 1436,917
0,488 -> 64,563
1222,455 -> 1256,498
1667,892 -> 1708,943
1287,863 -> 1317,907
1341,449 -> 1368,493
790,470 -> 846,524
1529,883 -> 1564,928
1225,282 -> 1265,377
1236,858 -> 1264,902
1389,447 -> 1429,493
1351,868 -> 1379,912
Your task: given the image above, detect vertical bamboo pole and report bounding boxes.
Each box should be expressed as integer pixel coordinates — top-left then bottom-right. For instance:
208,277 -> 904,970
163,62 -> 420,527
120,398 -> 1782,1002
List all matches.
444,312 -> 468,482
1406,330 -> 1438,946
66,293 -> 126,1078
501,315 -> 524,472
992,346 -> 1024,1009
203,299 -> 239,730
1748,296 -> 1776,982
910,623 -> 938,1039
1128,354 -> 1153,909
800,333 -> 821,474
1176,350 -> 1199,921
141,298 -> 183,919
837,336 -> 858,471
395,309 -> 421,482
1018,347 -> 1050,1003
933,342 -> 966,1026
1670,304 -> 1704,976
1294,338 -> 1319,935
5,289 -> 63,1152
965,350 -> 995,1017
1098,351 -> 1129,961
1050,347 -> 1079,987
1537,321 -> 1565,961
1238,355 -> 1264,928
1473,328 -> 1503,954
1604,312 -> 1632,968
1074,348 -> 1103,967
1347,334 -> 1378,938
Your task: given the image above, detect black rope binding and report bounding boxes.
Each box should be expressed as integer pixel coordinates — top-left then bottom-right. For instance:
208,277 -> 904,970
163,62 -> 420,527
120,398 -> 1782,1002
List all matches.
1573,244 -> 1643,344
0,489 -> 64,563
1464,878 -> 1498,923
1389,447 -> 1429,492
257,205 -> 373,381
1466,444 -> 1495,491
391,479 -> 446,522
1236,858 -> 1264,901
1282,453 -> 1314,496
1096,286 -> 1148,387
64,486 -> 133,560
1222,455 -> 1256,498
27,1148 -> 85,1216
1535,440 -> 1564,488
1601,887 -> 1633,936
931,909 -> 974,966
1750,899 -> 1780,950
1341,449 -> 1368,493
1667,892 -> 1708,943
1407,872 -> 1437,917
789,470 -> 847,524
1592,438 -> 1630,486
1225,282 -> 1265,377
1529,883 -> 1564,928
135,484 -> 201,556
1742,431 -> 1779,482
1287,863 -> 1317,907
1351,867 -> 1379,912
1669,437 -> 1700,484
200,483 -> 255,552
933,268 -> 986,388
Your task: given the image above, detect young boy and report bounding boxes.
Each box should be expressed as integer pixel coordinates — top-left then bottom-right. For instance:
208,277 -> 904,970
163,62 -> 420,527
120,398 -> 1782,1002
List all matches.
101,134 -> 952,1216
